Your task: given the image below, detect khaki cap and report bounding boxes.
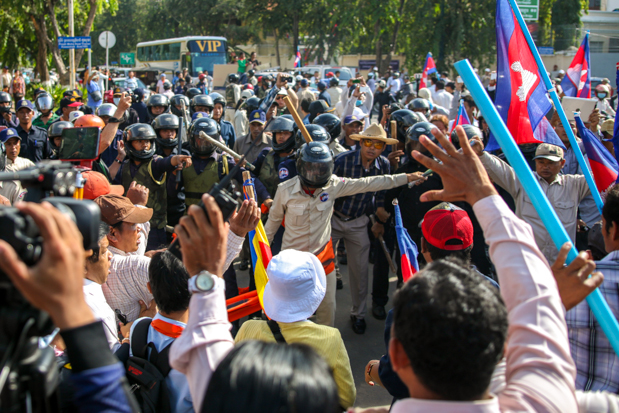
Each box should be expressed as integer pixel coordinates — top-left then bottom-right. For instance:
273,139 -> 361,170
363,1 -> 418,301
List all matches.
94,194 -> 153,225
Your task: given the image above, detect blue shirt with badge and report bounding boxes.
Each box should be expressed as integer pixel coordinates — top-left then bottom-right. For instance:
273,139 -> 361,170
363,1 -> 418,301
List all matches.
15,100 -> 52,163
218,119 -> 236,149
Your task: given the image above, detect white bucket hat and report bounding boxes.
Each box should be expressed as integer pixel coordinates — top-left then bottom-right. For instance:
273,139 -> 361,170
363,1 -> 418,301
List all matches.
263,249 -> 326,323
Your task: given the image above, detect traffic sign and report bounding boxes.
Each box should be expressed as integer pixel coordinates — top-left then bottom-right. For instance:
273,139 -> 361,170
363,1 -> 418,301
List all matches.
58,37 -> 91,50
98,31 -> 116,48
515,0 -> 538,20
120,53 -> 135,66
538,46 -> 554,55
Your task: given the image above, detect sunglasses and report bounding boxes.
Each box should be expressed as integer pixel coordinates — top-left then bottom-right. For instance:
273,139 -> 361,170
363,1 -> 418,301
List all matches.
361,139 -> 385,150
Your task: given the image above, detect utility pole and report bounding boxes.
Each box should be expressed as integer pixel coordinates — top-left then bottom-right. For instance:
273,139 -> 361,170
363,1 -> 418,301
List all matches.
68,0 -> 75,89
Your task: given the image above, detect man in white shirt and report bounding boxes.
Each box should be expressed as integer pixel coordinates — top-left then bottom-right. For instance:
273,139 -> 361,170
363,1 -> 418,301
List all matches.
156,74 -> 167,94
126,71 -> 138,91
1,128 -> 35,172
432,80 -> 453,111
386,72 -> 402,96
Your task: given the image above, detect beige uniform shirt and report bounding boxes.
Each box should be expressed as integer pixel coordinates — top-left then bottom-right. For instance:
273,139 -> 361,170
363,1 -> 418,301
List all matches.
329,140 -> 347,156
233,132 -> 272,164
297,88 -> 316,106
480,152 -> 590,263
265,173 -> 408,254
0,180 -> 26,205
6,156 -> 35,172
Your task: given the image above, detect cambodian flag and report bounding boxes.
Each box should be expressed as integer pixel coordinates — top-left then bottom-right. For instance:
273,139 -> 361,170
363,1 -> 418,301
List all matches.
243,178 -> 272,308
419,53 -> 437,89
487,0 -> 566,152
294,49 -> 302,68
394,200 -> 419,282
574,114 -> 618,195
450,100 -> 471,133
613,62 -> 619,175
561,34 -> 591,98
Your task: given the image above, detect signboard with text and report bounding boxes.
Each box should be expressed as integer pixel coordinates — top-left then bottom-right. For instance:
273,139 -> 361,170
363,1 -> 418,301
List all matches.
58,37 -> 91,50
358,60 -> 400,71
516,0 -> 539,20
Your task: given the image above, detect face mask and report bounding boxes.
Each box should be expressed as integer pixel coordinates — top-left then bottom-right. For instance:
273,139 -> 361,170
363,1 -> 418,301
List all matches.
597,92 -> 607,99
356,100 -> 363,107
113,98 -> 120,105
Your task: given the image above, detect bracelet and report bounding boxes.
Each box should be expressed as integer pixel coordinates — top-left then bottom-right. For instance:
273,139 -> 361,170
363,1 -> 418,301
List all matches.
114,158 -> 124,164
375,216 -> 386,225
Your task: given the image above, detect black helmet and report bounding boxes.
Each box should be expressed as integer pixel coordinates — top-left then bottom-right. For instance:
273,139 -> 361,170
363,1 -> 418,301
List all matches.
186,88 -> 202,101
0,141 -> 5,172
228,73 -> 240,84
0,91 -> 11,104
163,81 -> 172,90
248,69 -> 255,77
189,117 -> 220,156
391,109 -> 426,143
35,92 -> 54,112
295,124 -> 330,149
48,121 -> 73,151
409,98 -> 431,117
210,92 -> 227,118
312,113 -> 341,142
146,94 -> 170,119
190,94 -> 214,116
296,142 -> 334,189
308,100 -> 333,123
244,97 -> 261,114
153,113 -> 180,149
265,117 -> 296,153
405,121 -> 438,155
170,95 -> 190,117
96,103 -> 117,118
450,124 -> 482,150
124,123 -> 157,161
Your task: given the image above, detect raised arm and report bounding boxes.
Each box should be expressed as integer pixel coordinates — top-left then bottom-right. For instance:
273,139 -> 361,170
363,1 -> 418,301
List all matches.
99,93 -> 132,155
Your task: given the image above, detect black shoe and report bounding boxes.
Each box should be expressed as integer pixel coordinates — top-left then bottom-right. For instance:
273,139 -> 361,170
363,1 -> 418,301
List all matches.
239,259 -> 249,271
351,315 -> 366,334
339,255 -> 348,265
372,304 -> 387,320
336,278 -> 343,290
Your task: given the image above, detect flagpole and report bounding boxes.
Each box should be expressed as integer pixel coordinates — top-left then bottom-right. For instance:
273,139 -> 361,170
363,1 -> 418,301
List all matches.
507,0 -> 603,214
454,58 -> 619,358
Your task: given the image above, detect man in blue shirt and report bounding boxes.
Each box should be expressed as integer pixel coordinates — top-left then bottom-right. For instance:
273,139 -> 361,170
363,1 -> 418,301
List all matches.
317,81 -> 331,106
86,71 -> 104,110
15,100 -> 52,163
331,123 -> 399,334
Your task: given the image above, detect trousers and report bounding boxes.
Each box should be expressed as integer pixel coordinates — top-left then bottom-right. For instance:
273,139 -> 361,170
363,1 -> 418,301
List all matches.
315,270 -> 336,326
331,214 -> 371,319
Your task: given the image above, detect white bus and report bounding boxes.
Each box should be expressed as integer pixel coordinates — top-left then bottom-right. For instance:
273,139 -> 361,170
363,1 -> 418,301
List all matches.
135,36 -> 228,79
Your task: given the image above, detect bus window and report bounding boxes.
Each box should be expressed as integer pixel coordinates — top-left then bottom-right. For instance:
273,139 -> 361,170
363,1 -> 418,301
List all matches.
190,53 -> 226,77
169,43 -> 181,60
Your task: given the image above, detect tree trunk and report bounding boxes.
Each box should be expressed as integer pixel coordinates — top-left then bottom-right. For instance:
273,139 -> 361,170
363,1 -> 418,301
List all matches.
74,0 -> 99,69
374,21 -> 384,75
293,12 -> 299,61
384,0 -> 405,74
30,14 -> 51,82
274,29 -> 281,68
46,0 -> 70,85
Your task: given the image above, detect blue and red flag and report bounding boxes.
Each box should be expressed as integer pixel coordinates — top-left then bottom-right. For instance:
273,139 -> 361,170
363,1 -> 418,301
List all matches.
420,53 -> 436,89
243,178 -> 272,308
574,115 -> 618,196
294,48 -> 302,68
613,62 -> 619,175
561,34 -> 591,98
487,0 -> 565,152
450,100 -> 471,133
393,200 -> 419,282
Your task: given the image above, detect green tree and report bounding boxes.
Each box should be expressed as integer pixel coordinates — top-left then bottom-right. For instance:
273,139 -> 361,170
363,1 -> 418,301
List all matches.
551,0 -> 587,50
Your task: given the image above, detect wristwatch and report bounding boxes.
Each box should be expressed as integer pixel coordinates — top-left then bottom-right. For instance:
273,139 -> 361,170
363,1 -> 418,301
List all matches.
189,270 -> 217,293
108,116 -> 121,123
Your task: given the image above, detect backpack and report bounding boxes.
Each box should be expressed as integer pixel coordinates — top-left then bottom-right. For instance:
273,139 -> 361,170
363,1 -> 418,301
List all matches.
125,318 -> 173,413
225,84 -> 236,106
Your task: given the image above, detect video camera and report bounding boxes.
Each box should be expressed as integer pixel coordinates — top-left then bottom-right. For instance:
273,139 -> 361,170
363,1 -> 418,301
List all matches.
0,161 -> 101,412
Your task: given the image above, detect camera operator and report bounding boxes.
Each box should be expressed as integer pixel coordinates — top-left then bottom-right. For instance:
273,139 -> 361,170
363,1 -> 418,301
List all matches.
0,91 -> 17,129
0,202 -> 139,413
0,128 -> 35,172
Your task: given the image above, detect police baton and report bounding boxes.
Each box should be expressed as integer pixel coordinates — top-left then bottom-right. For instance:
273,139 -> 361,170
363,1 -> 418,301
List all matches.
370,215 -> 398,274
176,100 -> 187,188
198,131 -> 256,171
281,95 -> 313,144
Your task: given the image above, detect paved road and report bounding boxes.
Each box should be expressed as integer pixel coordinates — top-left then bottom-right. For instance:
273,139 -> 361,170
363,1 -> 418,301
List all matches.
235,258 -> 397,408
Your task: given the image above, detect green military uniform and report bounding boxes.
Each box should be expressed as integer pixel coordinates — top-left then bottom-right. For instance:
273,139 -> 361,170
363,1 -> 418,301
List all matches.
183,156 -> 229,207
121,158 -> 167,229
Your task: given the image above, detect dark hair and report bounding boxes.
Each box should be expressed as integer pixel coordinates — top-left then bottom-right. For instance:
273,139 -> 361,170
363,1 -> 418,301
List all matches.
203,341 -> 340,413
87,222 -> 110,263
425,239 -> 473,263
462,95 -> 477,109
148,251 -> 191,314
446,81 -> 456,90
301,98 -> 312,113
435,80 -> 445,90
392,258 -> 507,400
603,184 -> 619,233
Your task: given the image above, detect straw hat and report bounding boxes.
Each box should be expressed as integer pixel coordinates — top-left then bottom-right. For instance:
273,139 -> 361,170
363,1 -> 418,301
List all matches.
350,123 -> 399,145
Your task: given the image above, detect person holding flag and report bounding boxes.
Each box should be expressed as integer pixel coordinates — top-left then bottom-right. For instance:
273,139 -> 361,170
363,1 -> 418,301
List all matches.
560,33 -> 591,98
419,53 -> 437,90
449,100 -> 471,133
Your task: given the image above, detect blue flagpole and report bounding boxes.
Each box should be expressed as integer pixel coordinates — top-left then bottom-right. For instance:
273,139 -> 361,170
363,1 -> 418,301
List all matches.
454,58 -> 619,358
506,0 -> 603,214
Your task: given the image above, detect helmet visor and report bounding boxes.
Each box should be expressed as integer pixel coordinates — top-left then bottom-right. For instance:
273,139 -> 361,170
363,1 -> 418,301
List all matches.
192,133 -> 214,153
298,160 -> 333,187
36,95 -> 54,111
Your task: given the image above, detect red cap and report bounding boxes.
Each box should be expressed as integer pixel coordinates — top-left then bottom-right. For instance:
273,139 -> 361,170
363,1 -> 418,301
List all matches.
83,171 -> 125,200
199,73 -> 205,79
326,72 -> 334,77
421,202 -> 473,251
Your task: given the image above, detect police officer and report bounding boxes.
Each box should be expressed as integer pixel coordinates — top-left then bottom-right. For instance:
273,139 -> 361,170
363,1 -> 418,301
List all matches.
312,113 -> 347,155
0,92 -> 18,129
225,73 -> 242,120
265,139 -> 424,326
278,124 -> 334,183
32,92 -> 59,129
15,100 -> 52,163
48,120 -> 73,159
131,88 -> 149,123
153,113 -> 190,232
113,87 -> 139,130
408,98 -> 432,119
210,92 -> 236,149
190,94 -> 214,116
185,87 -> 202,101
146,94 -> 170,124
234,95 -> 260,138
112,123 -> 191,251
